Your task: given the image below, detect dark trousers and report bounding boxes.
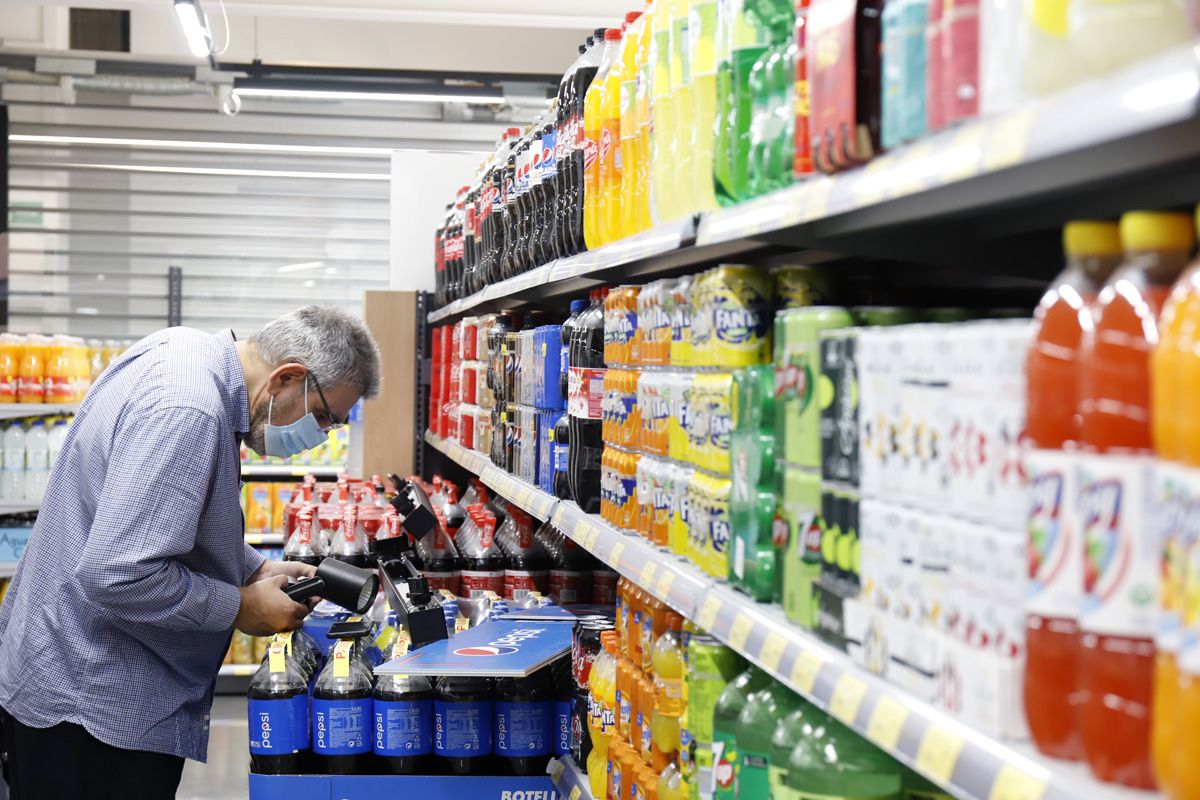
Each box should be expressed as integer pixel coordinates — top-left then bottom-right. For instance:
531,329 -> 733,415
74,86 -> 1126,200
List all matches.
0,707 -> 184,799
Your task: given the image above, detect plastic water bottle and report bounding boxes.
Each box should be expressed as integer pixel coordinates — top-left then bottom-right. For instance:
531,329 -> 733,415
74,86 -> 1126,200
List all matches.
24,420 -> 48,503
2,424 -> 25,501
47,417 -> 68,467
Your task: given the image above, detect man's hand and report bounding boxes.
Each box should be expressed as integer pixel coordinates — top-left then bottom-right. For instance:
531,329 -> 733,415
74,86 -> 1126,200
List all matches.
234,575 -> 309,636
248,559 -> 316,584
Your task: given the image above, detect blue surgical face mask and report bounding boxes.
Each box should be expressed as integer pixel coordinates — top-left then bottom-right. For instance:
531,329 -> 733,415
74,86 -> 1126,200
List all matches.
263,378 -> 328,458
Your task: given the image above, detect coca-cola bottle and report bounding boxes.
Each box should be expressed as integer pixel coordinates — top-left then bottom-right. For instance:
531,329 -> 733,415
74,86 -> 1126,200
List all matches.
567,34 -> 604,255
463,181 -> 478,296
414,511 -> 462,596
496,508 -> 549,601
284,504 -> 323,568
554,44 -> 585,260
458,505 -> 505,598
434,203 -> 451,307
500,134 -> 523,280
328,505 -> 371,570
534,521 -> 593,604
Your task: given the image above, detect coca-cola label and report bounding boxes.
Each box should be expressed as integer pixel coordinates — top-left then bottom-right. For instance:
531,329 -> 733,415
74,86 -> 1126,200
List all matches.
593,570 -> 618,604
573,116 -> 585,149
554,127 -> 568,162
461,570 -> 505,598
599,128 -> 613,166
550,569 -> 590,604
423,570 -> 460,595
505,569 -> 549,600
568,366 -> 607,420
481,517 -> 496,549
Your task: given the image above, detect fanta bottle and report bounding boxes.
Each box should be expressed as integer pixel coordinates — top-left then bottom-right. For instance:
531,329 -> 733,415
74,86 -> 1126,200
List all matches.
588,632 -> 619,798
1156,205 -> 1200,800
0,335 -> 17,404
1078,210 -> 1194,789
620,6 -> 651,239
599,19 -> 637,245
17,335 -> 45,404
585,29 -> 621,251
1024,221 -> 1122,762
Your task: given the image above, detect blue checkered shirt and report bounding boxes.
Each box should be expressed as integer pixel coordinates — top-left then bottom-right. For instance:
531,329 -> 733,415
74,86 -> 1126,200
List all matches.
0,327 -> 265,762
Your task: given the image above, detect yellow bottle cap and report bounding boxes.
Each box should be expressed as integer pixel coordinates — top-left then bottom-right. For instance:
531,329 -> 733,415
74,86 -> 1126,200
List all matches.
1119,211 -> 1195,252
1063,221 -> 1120,256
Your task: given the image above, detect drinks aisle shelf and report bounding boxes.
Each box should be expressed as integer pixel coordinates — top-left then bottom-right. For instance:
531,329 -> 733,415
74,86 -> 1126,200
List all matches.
547,756 -> 592,800
427,44 -> 1200,325
0,404 -> 80,422
424,433 -> 1152,800
240,464 -> 344,478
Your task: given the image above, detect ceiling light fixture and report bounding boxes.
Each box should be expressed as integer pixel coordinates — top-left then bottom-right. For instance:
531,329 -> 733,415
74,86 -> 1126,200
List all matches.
277,261 -> 326,274
173,0 -> 213,59
232,77 -> 502,106
8,134 -> 392,157
45,162 -> 389,181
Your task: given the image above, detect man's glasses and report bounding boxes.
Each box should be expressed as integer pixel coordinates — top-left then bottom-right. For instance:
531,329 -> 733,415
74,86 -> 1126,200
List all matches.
307,372 -> 344,432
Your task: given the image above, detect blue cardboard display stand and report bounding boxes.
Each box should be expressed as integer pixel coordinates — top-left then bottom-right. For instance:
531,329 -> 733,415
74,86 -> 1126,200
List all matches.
248,773 -> 559,800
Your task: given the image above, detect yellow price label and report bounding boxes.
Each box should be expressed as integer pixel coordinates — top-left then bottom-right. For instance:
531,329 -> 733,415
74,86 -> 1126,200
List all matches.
569,787 -> 582,800
891,141 -> 936,199
654,569 -> 677,599
789,651 -> 825,694
866,695 -> 909,750
639,561 -> 658,589
940,123 -> 985,184
852,155 -> 895,208
982,108 -> 1036,173
804,177 -> 834,221
759,632 -> 788,672
728,613 -> 753,651
989,765 -> 1048,800
829,674 -> 868,725
609,541 -> 626,568
696,595 -> 722,631
915,725 -> 965,784
572,518 -> 591,544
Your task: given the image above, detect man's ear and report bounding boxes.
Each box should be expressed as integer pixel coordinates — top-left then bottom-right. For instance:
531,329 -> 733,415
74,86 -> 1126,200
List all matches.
266,363 -> 308,394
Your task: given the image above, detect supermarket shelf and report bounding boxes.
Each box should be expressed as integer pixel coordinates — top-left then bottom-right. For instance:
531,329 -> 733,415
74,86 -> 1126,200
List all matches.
0,404 -> 79,421
240,464 -> 344,478
548,756 -> 593,800
423,429 -> 1155,800
245,533 -> 284,546
0,563 -> 18,579
219,664 -> 258,677
427,43 -> 1200,323
0,502 -> 39,516
425,431 -> 556,520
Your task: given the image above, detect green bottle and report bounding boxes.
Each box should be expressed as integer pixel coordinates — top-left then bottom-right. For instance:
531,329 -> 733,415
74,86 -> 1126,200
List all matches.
768,704 -> 810,799
736,681 -> 802,800
902,767 -> 954,800
713,667 -> 771,800
785,715 -> 903,799
688,635 -> 745,800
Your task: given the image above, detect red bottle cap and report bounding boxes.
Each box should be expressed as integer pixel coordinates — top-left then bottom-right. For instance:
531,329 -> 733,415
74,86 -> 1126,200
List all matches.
625,11 -> 642,23
605,28 -> 623,41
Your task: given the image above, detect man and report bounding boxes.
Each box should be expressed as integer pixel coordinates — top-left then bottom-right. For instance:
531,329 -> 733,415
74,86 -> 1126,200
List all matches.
0,305 -> 381,798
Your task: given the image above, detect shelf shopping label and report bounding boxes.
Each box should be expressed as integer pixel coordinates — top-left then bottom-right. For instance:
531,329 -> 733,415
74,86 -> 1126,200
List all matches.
829,674 -> 868,724
915,725 -> 965,784
758,632 -> 788,672
988,765 -> 1048,800
640,561 -> 658,589
696,595 -> 722,631
789,651 -> 824,694
608,541 -> 626,569
866,695 -> 909,750
654,569 -> 676,599
728,613 -> 753,651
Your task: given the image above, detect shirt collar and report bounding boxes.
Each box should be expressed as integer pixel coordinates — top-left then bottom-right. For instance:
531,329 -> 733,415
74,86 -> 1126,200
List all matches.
217,329 -> 251,435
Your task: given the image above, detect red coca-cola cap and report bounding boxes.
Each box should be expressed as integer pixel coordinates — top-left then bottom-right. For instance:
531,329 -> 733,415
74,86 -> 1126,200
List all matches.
605,28 -> 622,41
624,11 -> 642,23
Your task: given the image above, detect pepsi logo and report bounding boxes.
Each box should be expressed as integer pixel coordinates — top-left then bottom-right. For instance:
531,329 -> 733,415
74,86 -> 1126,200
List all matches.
454,645 -> 518,657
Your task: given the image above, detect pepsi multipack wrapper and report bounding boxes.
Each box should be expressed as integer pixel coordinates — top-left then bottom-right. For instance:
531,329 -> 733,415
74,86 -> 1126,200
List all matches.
533,325 -> 565,411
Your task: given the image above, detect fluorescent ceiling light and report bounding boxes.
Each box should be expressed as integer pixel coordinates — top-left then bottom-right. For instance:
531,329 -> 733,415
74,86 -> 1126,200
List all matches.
277,261 -> 325,274
232,78 -> 503,106
174,0 -> 213,59
46,162 -> 389,181
234,87 -> 502,105
8,134 -> 392,157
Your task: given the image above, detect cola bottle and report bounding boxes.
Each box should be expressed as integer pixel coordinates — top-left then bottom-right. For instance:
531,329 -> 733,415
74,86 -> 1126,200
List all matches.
248,638 -> 310,775
499,135 -> 520,280
488,132 -> 515,286
328,505 -> 371,570
434,205 -> 448,307
458,505 -> 505,598
555,43 -> 586,260
496,508 -> 549,600
552,415 -> 571,500
568,35 -> 604,255
434,674 -> 494,775
283,504 -> 323,568
373,644 -> 435,775
560,299 -> 587,401
567,288 -> 607,512
537,521 -> 593,604
311,639 -> 372,775
413,514 -> 461,596
494,667 -> 553,776
534,111 -> 560,267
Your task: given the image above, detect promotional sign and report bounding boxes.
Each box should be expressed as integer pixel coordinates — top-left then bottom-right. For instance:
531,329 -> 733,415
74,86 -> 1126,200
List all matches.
376,620 -> 572,677
249,773 -> 559,800
497,604 -> 616,622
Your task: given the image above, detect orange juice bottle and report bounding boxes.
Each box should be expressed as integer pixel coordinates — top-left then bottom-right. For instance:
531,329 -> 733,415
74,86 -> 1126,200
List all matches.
598,21 -> 633,246
45,336 -> 71,404
0,335 -> 17,404
1078,210 -> 1194,789
18,335 -> 45,404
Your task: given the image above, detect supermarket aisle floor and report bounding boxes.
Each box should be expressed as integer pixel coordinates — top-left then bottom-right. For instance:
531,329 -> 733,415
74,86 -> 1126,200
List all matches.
178,696 -> 248,800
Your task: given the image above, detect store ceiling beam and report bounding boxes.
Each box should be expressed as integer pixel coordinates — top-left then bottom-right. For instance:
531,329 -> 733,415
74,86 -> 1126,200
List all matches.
219,60 -> 560,88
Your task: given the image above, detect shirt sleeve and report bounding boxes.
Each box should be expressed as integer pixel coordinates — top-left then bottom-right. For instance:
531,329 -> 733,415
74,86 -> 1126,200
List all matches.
243,542 -> 267,585
75,405 -> 242,633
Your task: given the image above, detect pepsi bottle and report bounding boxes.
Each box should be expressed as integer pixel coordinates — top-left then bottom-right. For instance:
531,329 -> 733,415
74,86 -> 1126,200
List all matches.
434,674 -> 494,775
552,657 -> 574,758
311,639 -> 372,775
553,415 -> 571,501
248,639 -> 310,775
494,667 -> 553,775
373,652 -> 435,775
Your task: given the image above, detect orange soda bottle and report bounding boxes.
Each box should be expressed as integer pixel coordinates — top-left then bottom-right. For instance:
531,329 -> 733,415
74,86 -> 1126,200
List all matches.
1078,210 -> 1194,789
598,23 -> 631,246
617,657 -> 634,740
638,675 -> 655,764
1023,221 -> 1122,762
18,335 -> 45,404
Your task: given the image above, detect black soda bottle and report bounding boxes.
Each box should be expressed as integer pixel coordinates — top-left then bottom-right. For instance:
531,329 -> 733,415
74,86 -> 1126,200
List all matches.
373,648 -> 435,775
494,667 -> 552,775
560,299 -> 587,401
283,505 -> 323,568
328,505 -> 371,570
552,657 -> 574,758
553,415 -> 572,501
567,288 -> 607,512
434,674 -> 494,775
248,638 -> 310,775
311,639 -> 373,775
